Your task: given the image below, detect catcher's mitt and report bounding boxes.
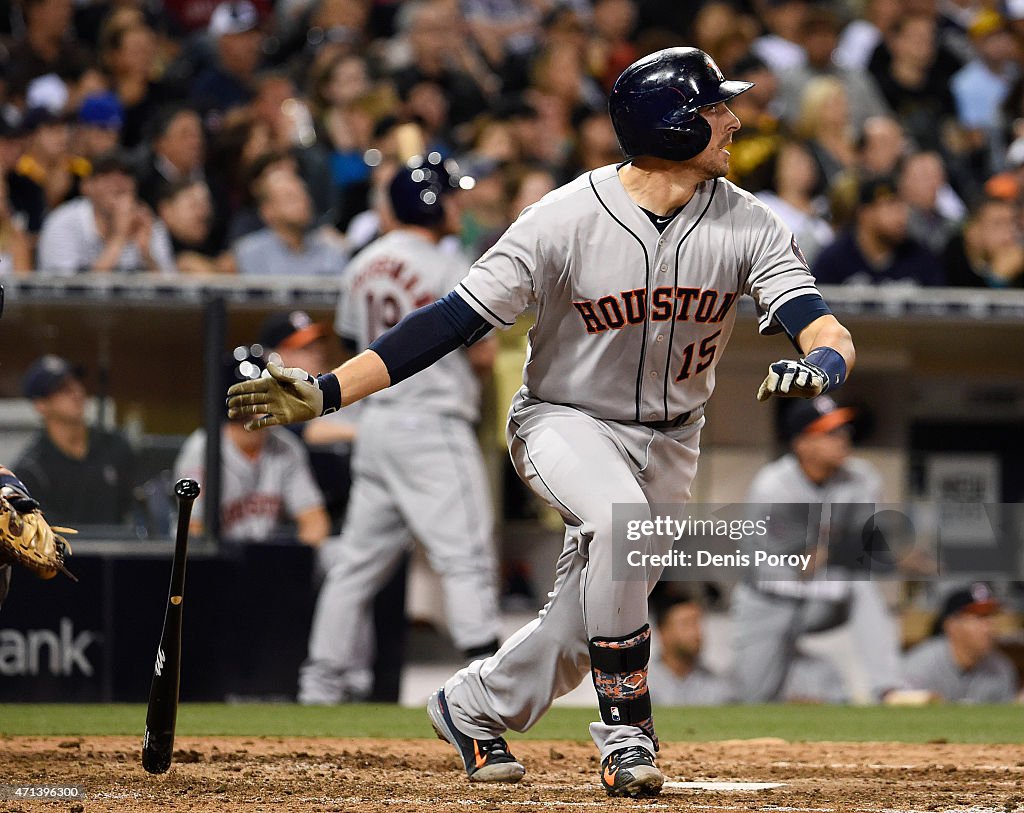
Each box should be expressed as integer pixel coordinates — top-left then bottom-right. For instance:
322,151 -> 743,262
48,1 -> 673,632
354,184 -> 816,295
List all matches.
0,495 -> 77,581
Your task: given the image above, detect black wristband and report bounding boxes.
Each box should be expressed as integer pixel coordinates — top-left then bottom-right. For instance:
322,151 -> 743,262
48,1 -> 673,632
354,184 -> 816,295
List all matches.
316,373 -> 342,414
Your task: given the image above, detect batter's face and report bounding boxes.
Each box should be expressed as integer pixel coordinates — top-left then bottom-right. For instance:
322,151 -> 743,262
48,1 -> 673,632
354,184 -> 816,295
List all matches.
691,102 -> 741,179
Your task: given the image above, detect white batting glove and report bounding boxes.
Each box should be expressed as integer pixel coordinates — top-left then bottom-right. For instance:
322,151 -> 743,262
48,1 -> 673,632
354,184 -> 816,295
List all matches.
226,362 -> 326,430
756,358 -> 827,402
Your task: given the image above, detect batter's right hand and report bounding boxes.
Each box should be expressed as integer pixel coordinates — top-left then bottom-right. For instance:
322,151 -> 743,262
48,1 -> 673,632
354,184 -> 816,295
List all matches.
226,362 -> 324,430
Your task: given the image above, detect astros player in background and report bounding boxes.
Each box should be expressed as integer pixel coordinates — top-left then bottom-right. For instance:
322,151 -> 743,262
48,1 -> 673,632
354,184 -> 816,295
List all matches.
297,154 -> 503,705
228,48 -> 856,798
733,396 -> 904,704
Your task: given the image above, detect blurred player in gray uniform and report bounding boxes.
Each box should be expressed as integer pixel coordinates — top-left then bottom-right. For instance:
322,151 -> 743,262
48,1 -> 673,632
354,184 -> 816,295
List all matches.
297,154 -> 502,705
903,583 -> 1018,703
228,48 -> 856,797
732,396 -> 904,704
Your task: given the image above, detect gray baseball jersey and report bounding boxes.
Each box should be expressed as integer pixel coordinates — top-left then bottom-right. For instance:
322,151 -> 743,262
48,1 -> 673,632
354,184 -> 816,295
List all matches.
748,452 -> 883,587
337,231 -> 481,422
455,164 -> 820,422
902,636 -> 1018,703
174,427 -> 324,542
441,164 -> 825,761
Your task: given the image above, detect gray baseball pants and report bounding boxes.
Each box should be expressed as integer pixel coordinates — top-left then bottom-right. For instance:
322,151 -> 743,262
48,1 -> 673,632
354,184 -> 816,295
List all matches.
731,580 -> 903,702
442,391 -> 702,760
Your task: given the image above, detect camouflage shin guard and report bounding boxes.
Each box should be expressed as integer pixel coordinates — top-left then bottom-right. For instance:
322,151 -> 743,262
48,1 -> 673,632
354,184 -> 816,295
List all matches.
589,624 -> 659,751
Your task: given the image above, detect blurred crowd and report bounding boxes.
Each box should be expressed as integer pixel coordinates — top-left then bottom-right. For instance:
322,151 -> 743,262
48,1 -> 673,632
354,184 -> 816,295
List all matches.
0,0 -> 1022,286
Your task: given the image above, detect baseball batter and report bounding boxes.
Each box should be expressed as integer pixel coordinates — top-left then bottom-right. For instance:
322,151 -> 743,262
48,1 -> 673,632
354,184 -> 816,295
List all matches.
297,155 -> 502,705
227,47 -> 856,797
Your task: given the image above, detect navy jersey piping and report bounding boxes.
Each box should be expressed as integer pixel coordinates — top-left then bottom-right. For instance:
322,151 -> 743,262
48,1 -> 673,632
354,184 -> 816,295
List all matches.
589,171 -> 651,422
664,179 -> 718,419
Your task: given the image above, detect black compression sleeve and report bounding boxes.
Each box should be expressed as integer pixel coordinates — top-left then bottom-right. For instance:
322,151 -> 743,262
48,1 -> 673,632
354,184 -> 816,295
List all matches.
369,291 -> 494,385
774,293 -> 833,351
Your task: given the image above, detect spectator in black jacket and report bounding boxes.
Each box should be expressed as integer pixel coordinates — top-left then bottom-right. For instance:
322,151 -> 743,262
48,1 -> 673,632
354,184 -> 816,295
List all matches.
14,355 -> 140,529
813,176 -> 943,286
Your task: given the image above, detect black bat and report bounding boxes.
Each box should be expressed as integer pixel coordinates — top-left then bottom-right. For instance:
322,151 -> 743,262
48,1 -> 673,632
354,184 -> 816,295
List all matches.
141,478 -> 200,775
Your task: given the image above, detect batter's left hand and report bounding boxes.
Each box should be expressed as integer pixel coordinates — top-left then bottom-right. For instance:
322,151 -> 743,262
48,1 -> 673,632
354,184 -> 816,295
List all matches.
226,362 -> 324,430
756,358 -> 827,401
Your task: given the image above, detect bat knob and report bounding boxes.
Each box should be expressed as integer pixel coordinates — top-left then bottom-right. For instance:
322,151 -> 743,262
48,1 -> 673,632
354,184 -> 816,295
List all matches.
174,478 -> 201,500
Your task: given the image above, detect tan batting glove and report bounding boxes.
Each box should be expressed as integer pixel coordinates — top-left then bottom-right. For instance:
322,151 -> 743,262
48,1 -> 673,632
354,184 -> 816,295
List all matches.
226,362 -> 324,431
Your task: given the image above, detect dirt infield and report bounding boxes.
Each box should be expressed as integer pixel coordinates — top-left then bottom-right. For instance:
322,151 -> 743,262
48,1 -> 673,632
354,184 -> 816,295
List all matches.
2,736 -> 1023,813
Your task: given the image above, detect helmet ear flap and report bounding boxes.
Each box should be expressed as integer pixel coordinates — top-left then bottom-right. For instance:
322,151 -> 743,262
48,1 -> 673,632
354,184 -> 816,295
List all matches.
656,114 -> 712,162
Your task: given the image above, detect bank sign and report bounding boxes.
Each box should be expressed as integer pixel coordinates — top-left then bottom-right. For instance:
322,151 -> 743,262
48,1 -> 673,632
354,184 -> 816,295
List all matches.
0,557 -> 108,701
0,618 -> 100,677
0,544 -> 315,702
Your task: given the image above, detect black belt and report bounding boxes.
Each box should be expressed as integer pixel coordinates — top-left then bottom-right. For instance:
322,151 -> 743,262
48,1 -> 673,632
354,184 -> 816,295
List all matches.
639,409 -> 694,430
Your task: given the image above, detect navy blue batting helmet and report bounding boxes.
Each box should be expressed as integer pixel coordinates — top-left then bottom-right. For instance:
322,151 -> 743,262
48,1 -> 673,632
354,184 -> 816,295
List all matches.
608,47 -> 754,162
388,152 -> 471,227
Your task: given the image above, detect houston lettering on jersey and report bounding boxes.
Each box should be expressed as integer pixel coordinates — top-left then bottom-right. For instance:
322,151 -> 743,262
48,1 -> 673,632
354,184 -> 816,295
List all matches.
221,494 -> 283,532
572,287 -> 737,334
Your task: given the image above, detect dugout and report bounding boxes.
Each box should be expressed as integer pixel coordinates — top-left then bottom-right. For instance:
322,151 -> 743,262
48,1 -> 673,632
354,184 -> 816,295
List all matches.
1,278 -> 1022,702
